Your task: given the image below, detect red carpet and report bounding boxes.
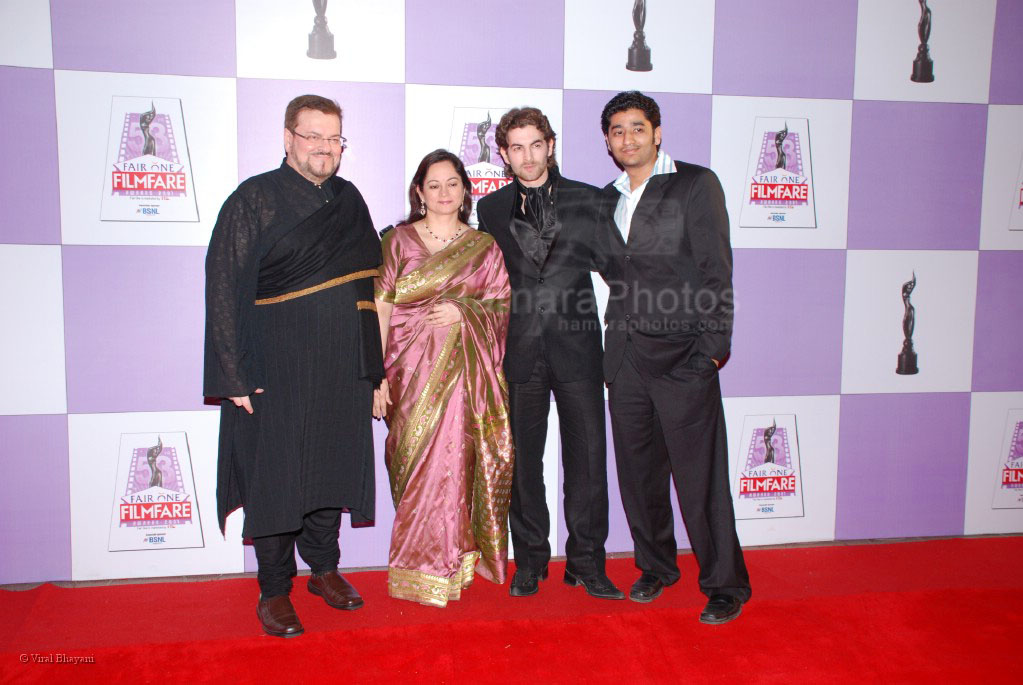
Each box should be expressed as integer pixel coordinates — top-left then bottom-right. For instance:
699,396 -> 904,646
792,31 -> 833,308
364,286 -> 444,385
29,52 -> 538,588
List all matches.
1,537 -> 1020,683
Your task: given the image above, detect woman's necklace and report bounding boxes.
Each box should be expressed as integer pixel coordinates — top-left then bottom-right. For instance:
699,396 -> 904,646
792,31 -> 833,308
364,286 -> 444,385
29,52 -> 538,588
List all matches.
423,223 -> 465,244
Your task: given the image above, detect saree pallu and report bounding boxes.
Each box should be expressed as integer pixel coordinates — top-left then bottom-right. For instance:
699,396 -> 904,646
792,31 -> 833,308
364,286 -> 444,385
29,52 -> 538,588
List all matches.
376,227 -> 513,607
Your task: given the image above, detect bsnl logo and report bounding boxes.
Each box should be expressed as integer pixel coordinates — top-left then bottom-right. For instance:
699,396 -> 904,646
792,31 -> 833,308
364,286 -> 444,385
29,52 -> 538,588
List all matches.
138,207 -> 160,216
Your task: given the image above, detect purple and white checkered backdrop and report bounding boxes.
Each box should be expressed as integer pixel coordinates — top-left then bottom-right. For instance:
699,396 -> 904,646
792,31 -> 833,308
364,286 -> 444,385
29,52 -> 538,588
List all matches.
1,0 -> 1021,584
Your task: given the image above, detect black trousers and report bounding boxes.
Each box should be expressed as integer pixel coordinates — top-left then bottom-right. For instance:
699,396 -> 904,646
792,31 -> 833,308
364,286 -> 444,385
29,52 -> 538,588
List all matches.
252,507 -> 342,597
608,344 -> 751,602
508,350 -> 609,578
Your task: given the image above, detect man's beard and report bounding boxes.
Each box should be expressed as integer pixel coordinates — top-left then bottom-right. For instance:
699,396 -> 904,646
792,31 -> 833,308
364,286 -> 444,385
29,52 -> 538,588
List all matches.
303,153 -> 338,182
515,161 -> 547,184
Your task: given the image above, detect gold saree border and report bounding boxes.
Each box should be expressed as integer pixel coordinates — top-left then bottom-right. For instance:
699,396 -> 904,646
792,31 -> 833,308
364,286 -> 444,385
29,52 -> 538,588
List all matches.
389,325 -> 462,505
356,300 -> 376,311
472,297 -> 510,314
470,437 -> 512,567
393,233 -> 492,305
387,552 -> 480,607
254,268 -> 379,305
464,340 -> 513,576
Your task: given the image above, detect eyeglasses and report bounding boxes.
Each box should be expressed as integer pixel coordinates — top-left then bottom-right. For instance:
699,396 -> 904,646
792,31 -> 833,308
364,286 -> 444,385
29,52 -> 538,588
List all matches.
291,130 -> 348,151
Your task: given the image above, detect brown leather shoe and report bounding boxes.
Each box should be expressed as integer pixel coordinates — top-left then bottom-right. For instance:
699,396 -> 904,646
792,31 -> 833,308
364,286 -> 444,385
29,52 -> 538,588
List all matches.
257,595 -> 304,638
308,570 -> 364,610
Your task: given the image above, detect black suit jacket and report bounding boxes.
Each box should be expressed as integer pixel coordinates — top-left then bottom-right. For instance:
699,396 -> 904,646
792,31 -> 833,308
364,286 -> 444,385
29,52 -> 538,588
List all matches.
477,172 -> 604,384
595,161 -> 734,383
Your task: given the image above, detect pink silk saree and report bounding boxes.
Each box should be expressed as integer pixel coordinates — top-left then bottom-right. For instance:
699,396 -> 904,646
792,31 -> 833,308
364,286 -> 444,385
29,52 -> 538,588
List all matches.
375,225 -> 513,607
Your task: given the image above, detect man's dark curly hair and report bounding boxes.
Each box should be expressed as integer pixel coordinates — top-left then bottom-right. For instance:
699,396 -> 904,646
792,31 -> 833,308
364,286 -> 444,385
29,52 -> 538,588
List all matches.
600,90 -> 661,135
494,107 -> 558,177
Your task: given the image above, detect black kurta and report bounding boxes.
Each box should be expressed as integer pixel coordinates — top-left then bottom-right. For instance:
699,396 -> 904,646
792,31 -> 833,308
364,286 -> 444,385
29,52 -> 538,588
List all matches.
204,162 -> 382,538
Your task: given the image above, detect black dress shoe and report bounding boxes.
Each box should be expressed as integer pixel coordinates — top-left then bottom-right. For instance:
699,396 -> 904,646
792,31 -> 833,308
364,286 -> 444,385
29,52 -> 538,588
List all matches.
509,567 -> 548,597
629,573 -> 666,603
257,595 -> 304,638
699,594 -> 743,624
563,571 -> 625,600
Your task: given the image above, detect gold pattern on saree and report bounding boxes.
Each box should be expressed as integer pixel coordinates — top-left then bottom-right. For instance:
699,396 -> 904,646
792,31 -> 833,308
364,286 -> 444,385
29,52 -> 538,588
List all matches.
255,268 -> 379,305
387,551 -> 480,607
393,233 -> 493,305
470,297 -> 510,314
452,316 -> 514,581
389,325 -> 462,505
473,458 -> 511,562
356,300 -> 377,311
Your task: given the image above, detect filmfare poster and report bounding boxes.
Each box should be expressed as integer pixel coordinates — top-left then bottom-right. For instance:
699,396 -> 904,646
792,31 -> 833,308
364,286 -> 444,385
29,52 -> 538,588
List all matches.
100,96 -> 199,222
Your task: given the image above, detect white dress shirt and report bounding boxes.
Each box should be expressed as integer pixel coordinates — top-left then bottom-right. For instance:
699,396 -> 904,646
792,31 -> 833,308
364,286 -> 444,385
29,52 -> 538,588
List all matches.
612,150 -> 676,242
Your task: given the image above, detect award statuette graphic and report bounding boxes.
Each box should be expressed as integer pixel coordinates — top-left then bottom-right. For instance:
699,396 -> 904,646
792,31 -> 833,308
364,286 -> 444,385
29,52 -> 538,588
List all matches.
139,103 -> 157,156
992,410 -> 1023,509
739,117 -> 817,228
626,0 -> 652,72
108,432 -> 204,551
307,0 -> 337,60
774,124 -> 788,171
910,0 -> 934,83
763,420 -> 777,463
732,414 -> 805,520
896,272 -> 919,375
476,113 -> 492,163
450,108 -> 513,226
147,436 -> 164,487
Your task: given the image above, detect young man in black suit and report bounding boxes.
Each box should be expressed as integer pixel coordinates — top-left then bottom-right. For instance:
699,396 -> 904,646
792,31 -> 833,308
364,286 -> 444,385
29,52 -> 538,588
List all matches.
477,107 -> 622,600
596,91 -> 751,623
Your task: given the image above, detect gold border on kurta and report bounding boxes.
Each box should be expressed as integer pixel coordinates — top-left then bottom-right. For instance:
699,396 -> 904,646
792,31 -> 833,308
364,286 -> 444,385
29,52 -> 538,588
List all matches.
254,268 -> 379,305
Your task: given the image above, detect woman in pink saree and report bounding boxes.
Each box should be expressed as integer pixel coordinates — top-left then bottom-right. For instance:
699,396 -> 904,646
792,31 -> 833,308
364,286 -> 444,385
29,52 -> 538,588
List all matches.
373,149 -> 513,607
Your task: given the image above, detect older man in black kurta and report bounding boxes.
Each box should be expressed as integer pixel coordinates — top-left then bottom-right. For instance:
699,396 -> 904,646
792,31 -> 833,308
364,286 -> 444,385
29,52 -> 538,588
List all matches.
204,95 -> 383,638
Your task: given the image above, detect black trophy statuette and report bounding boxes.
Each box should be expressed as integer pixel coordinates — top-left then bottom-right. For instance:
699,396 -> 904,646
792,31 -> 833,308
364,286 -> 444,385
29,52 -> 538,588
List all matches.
147,436 -> 164,488
307,0 -> 337,60
763,420 -> 777,464
896,272 -> 919,375
774,123 -> 788,171
911,0 -> 934,83
139,103 -> 157,156
626,0 -> 652,72
476,113 -> 492,164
